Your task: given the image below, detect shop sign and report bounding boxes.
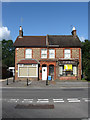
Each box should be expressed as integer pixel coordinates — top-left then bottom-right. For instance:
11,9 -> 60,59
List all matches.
59,60 -> 77,65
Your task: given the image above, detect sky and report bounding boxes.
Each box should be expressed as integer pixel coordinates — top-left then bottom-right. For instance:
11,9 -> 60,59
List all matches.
1,2 -> 88,42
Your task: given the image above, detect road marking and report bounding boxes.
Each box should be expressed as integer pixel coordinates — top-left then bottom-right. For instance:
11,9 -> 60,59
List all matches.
53,99 -> 64,103
68,100 -> 80,102
37,101 -> 49,103
82,98 -> 90,102
53,99 -> 63,101
24,99 -> 33,101
84,100 -> 90,102
37,98 -> 49,103
67,98 -> 80,103
53,101 -> 64,103
67,98 -> 79,100
38,99 -> 49,101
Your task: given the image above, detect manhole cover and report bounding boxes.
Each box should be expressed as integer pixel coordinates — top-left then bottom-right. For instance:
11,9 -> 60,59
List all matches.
15,104 -> 54,109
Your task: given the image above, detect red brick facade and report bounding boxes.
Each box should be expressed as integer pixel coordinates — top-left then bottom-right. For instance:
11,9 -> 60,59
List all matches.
15,47 -> 81,81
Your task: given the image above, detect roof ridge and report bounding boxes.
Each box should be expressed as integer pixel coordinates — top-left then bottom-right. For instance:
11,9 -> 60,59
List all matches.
23,36 -> 46,37
48,35 -> 73,37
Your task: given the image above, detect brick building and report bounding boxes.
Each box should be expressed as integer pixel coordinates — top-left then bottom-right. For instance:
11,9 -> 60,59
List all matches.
14,26 -> 82,81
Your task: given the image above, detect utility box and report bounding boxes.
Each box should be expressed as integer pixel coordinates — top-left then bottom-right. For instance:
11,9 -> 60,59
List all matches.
48,76 -> 51,80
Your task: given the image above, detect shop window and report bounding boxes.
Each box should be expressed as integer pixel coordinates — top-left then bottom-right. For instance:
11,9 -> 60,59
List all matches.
59,65 -> 77,77
49,49 -> 55,58
73,66 -> 77,76
59,66 -> 63,75
64,49 -> 71,59
41,49 -> 47,58
18,64 -> 38,77
25,49 -> 32,58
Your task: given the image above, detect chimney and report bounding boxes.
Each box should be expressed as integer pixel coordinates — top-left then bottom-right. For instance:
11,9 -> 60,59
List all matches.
46,34 -> 49,46
19,26 -> 23,38
71,26 -> 76,36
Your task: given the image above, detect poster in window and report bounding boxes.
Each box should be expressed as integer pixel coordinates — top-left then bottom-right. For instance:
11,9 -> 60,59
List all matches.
64,64 -> 72,71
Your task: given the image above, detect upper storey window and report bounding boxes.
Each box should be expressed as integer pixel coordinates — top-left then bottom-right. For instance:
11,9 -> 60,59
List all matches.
41,49 -> 47,58
25,49 -> 32,58
64,49 -> 71,59
49,49 -> 55,58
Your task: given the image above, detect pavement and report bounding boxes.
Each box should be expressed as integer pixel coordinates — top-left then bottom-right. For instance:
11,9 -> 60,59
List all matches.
0,77 -> 89,88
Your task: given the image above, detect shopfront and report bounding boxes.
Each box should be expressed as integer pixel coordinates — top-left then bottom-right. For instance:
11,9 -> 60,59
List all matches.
58,59 -> 79,80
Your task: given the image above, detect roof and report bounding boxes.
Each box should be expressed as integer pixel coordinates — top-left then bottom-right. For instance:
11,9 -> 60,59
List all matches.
14,36 -> 46,47
18,59 -> 39,64
48,35 -> 82,47
14,35 -> 82,48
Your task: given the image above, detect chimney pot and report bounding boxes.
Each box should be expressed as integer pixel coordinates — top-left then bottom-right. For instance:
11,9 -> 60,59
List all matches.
71,26 -> 76,36
19,26 -> 23,38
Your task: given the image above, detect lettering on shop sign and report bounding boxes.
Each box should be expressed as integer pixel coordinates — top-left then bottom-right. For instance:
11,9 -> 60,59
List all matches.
59,61 -> 77,65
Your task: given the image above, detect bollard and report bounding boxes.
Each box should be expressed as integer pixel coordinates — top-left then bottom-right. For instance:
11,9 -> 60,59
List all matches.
27,78 -> 28,86
46,79 -> 48,85
13,76 -> 15,82
7,78 -> 8,85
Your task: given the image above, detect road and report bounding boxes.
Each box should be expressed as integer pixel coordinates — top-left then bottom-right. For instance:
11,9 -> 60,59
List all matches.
1,88 -> 89,119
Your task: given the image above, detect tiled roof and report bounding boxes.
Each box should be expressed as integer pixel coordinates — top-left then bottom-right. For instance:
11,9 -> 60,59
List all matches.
18,59 -> 39,64
14,35 -> 82,48
48,35 -> 82,47
14,36 -> 46,47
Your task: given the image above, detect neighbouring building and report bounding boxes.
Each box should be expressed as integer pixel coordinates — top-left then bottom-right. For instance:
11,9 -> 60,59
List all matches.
14,26 -> 82,81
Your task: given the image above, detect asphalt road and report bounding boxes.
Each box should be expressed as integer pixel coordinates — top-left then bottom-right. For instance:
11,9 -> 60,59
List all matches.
1,88 -> 89,119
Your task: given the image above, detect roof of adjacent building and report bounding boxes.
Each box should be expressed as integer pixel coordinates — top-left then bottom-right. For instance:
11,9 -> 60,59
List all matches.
14,36 -> 46,47
14,35 -> 82,48
18,59 -> 39,64
48,35 -> 82,47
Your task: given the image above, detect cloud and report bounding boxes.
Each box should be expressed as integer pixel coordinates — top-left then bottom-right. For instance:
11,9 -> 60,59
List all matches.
0,26 -> 11,41
79,36 -> 85,42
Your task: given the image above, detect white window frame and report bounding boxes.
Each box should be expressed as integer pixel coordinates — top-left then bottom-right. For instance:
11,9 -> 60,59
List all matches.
25,49 -> 32,59
64,49 -> 71,59
73,66 -> 77,76
59,66 -> 63,75
18,64 -> 38,77
41,49 -> 47,58
49,49 -> 55,58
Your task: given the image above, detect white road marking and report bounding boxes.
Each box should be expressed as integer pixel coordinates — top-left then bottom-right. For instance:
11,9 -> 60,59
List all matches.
38,99 -> 48,101
84,100 -> 90,102
68,100 -> 80,102
37,101 -> 49,103
3,98 -> 90,103
67,98 -> 80,103
53,99 -> 63,101
82,98 -> 90,102
53,98 -> 64,103
67,98 -> 79,100
24,99 -> 33,101
53,101 -> 64,103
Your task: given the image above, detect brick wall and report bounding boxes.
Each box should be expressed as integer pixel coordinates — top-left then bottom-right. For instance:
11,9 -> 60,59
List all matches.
33,48 -> 40,60
17,48 -> 24,62
56,48 -> 63,58
15,47 -> 41,80
72,48 -> 79,58
15,47 -> 82,80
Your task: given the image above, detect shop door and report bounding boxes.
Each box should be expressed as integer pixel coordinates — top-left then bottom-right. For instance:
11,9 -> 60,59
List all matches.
49,65 -> 54,80
42,67 -> 47,80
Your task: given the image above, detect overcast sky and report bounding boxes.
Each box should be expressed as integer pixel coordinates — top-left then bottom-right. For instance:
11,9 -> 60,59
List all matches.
1,2 -> 88,42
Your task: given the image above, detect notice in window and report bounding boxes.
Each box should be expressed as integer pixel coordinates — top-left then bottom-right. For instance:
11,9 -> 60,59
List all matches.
64,64 -> 72,71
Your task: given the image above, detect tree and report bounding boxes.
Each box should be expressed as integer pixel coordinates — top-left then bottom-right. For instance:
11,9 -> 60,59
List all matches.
2,39 -> 15,67
82,40 -> 90,80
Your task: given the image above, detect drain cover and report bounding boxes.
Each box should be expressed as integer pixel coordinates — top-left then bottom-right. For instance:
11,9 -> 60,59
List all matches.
15,104 -> 54,109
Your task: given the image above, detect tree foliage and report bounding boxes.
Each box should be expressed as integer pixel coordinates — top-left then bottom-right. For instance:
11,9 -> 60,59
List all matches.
82,40 -> 90,80
2,39 -> 15,67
